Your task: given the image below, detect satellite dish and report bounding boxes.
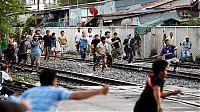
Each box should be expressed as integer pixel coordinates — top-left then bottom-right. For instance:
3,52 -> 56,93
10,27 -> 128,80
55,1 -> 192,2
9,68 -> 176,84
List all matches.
70,12 -> 76,19
121,18 -> 132,26
89,7 -> 98,16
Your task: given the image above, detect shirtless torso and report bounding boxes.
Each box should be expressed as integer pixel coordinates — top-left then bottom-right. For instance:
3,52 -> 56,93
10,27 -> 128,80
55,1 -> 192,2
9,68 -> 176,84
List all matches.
8,37 -> 14,45
59,35 -> 67,45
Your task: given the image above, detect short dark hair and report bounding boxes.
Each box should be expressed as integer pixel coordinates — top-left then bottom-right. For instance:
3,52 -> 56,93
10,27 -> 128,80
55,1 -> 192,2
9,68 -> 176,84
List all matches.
1,34 -> 5,38
105,31 -> 110,36
88,28 -> 92,32
113,32 -> 117,35
35,30 -> 40,34
1,63 -> 8,71
21,35 -> 26,39
100,36 -> 106,41
46,30 -> 50,34
52,33 -> 56,36
94,34 -> 99,38
60,31 -> 64,34
40,69 -> 57,86
152,60 -> 168,76
29,30 -> 33,34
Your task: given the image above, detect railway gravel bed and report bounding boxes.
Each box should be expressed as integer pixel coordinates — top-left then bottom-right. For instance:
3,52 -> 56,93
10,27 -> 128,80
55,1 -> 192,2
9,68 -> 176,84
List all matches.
24,58 -> 200,89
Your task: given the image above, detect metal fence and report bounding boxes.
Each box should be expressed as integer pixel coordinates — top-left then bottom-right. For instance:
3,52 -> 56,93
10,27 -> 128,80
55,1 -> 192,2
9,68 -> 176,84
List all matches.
29,26 -> 200,59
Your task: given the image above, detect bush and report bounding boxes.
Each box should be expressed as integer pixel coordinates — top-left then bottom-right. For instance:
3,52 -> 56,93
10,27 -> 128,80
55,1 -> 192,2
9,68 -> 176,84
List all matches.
149,49 -> 157,58
195,56 -> 200,64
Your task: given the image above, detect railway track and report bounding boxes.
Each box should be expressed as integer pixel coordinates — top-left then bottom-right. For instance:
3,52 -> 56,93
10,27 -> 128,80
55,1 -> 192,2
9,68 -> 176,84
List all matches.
63,57 -> 200,81
13,65 -> 137,86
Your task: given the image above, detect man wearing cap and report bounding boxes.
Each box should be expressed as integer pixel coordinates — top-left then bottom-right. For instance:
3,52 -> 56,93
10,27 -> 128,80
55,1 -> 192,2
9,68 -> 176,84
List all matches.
153,39 -> 179,72
180,36 -> 192,63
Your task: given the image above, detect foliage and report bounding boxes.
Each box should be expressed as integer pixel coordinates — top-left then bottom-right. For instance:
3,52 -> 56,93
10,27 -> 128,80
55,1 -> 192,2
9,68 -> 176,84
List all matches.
195,56 -> 200,64
0,0 -> 27,34
180,19 -> 200,26
149,49 -> 157,58
22,15 -> 33,35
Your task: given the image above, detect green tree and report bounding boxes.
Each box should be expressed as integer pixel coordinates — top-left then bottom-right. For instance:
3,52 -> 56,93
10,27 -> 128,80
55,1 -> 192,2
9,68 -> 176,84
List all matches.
180,19 -> 200,26
0,0 -> 27,33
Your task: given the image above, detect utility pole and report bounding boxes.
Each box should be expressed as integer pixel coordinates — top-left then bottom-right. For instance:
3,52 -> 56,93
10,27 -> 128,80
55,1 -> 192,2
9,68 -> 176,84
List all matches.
77,0 -> 79,26
37,0 -> 40,10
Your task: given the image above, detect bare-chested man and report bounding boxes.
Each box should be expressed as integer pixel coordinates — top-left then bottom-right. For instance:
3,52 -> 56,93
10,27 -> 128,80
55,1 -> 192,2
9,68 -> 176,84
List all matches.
58,31 -> 68,59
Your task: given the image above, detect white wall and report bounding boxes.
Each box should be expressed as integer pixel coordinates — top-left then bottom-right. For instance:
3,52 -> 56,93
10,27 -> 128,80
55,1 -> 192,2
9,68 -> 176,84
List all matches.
31,26 -> 200,58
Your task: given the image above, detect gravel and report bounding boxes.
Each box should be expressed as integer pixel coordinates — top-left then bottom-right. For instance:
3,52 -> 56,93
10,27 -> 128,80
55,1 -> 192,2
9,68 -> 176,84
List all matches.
18,54 -> 199,89
24,54 -> 200,89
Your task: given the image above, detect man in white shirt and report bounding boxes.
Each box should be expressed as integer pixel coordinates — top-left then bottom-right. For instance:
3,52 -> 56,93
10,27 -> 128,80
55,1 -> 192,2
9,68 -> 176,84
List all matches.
0,63 -> 14,100
93,36 -> 108,73
88,28 -> 95,56
75,28 -> 82,53
105,31 -> 112,65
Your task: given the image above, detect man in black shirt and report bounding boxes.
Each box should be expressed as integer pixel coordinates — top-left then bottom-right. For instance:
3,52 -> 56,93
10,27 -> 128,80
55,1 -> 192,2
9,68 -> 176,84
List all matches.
18,35 -> 28,70
134,60 -> 181,112
111,32 -> 121,61
91,35 -> 100,63
43,30 -> 51,61
123,34 -> 133,63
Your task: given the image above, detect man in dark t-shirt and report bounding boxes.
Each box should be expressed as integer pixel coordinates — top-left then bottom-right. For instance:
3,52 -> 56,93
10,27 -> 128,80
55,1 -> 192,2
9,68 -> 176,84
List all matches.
134,60 -> 181,112
43,30 -> 51,61
91,35 -> 100,63
123,34 -> 133,63
111,32 -> 121,61
18,35 -> 28,70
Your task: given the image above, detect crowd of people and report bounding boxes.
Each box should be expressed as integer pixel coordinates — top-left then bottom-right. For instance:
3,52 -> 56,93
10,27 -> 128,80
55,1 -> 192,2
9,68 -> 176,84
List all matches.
0,28 -> 192,112
0,28 -> 193,73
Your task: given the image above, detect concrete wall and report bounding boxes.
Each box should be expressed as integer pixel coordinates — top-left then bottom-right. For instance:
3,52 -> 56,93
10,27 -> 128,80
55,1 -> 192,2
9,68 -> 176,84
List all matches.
31,26 -> 200,58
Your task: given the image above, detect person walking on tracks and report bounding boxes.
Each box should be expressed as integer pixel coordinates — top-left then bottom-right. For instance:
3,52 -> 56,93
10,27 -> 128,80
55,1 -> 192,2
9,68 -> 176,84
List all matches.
123,34 -> 133,63
93,36 -> 108,73
19,69 -> 109,112
30,35 -> 41,74
180,36 -> 192,63
79,31 -> 89,61
153,39 -> 179,72
18,35 -> 28,71
59,31 -> 68,60
134,60 -> 181,112
43,30 -> 51,62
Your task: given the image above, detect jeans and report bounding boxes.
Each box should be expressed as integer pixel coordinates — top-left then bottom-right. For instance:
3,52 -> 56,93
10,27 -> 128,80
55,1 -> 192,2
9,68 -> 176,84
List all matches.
93,49 -> 96,63
80,48 -> 87,60
44,46 -> 51,60
123,47 -> 133,63
181,50 -> 190,63
107,53 -> 112,65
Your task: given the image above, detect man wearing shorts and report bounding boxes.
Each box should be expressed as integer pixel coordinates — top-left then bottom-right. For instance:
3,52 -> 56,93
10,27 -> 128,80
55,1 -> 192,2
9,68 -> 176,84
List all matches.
93,36 -> 108,73
59,31 -> 68,60
30,35 -> 41,74
153,39 -> 179,72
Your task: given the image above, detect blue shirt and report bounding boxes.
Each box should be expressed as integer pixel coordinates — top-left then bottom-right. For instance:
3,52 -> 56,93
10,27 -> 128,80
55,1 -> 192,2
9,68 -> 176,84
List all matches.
30,40 -> 41,55
19,86 -> 72,112
79,36 -> 88,49
161,45 -> 176,60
